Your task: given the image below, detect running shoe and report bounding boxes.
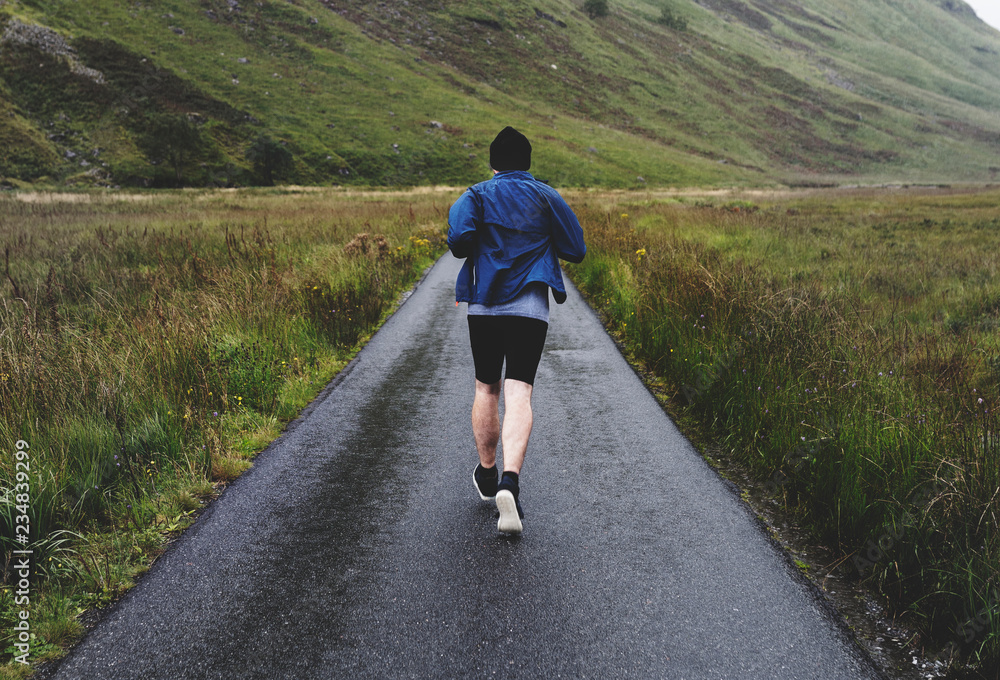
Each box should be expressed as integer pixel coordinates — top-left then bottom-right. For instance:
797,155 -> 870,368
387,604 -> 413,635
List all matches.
473,463 -> 498,500
496,477 -> 524,534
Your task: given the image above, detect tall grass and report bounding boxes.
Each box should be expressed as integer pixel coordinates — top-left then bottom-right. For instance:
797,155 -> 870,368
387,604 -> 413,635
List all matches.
564,186 -> 999,674
0,187 -> 450,671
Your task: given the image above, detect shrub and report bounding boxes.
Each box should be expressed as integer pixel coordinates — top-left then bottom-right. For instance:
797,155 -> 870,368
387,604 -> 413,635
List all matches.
583,0 -> 609,19
656,5 -> 688,31
139,113 -> 204,186
247,135 -> 294,186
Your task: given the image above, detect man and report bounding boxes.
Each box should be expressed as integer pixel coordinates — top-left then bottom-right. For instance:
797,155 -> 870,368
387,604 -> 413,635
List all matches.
447,126 -> 586,534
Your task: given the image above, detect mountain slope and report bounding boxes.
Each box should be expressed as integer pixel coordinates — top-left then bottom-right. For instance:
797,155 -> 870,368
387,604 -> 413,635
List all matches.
1,0 -> 999,187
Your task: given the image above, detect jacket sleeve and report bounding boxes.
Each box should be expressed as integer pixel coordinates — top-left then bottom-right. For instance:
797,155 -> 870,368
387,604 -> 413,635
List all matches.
447,189 -> 479,259
548,193 -> 586,264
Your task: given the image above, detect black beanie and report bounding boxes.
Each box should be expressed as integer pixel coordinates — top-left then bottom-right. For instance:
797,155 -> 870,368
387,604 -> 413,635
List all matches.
489,126 -> 531,171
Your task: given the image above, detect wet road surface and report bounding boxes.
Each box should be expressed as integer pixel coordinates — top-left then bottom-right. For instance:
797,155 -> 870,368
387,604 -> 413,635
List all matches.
48,255 -> 882,679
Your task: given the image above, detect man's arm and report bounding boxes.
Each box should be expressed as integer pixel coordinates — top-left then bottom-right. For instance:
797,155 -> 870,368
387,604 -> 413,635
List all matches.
548,194 -> 586,264
447,189 -> 479,259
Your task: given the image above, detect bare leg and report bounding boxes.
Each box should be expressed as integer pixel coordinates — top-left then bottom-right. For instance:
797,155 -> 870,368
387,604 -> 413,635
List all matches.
472,380 -> 501,468
500,378 -> 533,475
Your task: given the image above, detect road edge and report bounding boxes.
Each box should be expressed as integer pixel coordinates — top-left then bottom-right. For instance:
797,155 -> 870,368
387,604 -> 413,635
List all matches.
31,256 -> 444,680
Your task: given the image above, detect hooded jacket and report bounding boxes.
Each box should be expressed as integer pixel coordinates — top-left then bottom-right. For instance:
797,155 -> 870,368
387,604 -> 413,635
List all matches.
447,170 -> 586,306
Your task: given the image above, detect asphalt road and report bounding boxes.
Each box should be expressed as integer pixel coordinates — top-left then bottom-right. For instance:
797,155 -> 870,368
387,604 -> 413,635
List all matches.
48,254 -> 882,679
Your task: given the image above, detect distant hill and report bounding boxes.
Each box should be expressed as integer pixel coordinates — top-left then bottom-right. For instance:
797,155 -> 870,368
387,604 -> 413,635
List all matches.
1,0 -> 999,187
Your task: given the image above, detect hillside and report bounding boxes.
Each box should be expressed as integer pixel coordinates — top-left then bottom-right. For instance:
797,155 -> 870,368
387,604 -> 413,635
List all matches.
1,0 -> 999,187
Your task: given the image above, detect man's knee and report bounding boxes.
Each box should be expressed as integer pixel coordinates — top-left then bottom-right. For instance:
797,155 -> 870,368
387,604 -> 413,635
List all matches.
476,379 -> 502,397
503,378 -> 533,403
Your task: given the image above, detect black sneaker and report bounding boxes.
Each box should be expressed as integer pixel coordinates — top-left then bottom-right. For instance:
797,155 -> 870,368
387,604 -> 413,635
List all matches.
473,463 -> 498,500
496,474 -> 524,534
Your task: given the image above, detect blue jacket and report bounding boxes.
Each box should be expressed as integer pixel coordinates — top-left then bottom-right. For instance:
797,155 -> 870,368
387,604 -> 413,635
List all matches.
447,170 -> 586,305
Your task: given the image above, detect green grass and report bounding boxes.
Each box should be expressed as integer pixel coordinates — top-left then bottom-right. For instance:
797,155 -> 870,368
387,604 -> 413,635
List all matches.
0,186 -> 451,674
2,183 -> 998,676
564,185 -> 1000,675
2,0 -> 1000,188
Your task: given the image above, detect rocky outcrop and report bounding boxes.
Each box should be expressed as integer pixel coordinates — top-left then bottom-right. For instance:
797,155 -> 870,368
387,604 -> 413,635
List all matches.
1,17 -> 75,57
1,18 -> 105,84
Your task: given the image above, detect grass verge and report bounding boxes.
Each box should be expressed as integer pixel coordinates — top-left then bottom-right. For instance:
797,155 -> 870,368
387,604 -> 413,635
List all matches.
563,185 -> 999,677
0,186 -> 452,676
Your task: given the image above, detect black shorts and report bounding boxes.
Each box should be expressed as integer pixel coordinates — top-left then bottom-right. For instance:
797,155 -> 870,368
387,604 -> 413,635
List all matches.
467,315 -> 549,386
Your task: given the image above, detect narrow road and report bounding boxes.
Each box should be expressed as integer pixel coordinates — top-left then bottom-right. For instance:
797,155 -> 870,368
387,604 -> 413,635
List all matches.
48,255 -> 881,679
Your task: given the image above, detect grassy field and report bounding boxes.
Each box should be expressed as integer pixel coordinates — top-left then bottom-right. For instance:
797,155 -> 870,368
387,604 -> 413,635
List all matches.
564,185 -> 1000,676
0,186 -> 452,675
1,184 -> 998,677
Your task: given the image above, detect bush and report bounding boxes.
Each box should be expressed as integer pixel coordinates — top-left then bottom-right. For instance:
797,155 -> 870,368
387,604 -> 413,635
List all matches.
139,113 -> 204,186
583,0 -> 609,19
656,5 -> 687,31
247,135 -> 294,186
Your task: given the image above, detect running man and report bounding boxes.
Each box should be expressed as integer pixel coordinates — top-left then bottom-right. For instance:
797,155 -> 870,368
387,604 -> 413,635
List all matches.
447,126 -> 586,534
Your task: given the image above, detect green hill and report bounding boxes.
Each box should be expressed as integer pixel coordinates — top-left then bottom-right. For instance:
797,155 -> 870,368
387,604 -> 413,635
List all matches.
1,0 -> 999,187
